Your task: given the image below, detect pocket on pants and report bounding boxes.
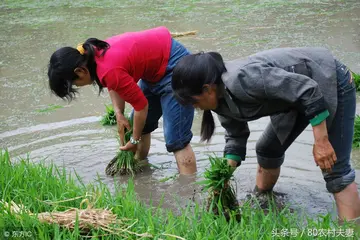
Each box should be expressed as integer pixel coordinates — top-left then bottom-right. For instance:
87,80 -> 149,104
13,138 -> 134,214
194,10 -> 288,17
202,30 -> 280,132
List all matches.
336,61 -> 354,93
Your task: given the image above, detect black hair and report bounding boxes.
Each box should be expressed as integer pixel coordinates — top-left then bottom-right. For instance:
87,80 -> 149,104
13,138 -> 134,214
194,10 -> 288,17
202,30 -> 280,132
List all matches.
172,51 -> 227,142
47,38 -> 110,101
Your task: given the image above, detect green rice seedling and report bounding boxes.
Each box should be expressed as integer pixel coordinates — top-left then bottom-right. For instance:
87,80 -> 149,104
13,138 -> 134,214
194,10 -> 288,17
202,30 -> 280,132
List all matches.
349,71 -> 360,148
36,104 -> 63,113
100,104 -> 117,126
105,117 -> 143,176
159,173 -> 179,183
1,149 -> 359,239
351,71 -> 360,91
199,155 -> 240,221
353,115 -> 360,148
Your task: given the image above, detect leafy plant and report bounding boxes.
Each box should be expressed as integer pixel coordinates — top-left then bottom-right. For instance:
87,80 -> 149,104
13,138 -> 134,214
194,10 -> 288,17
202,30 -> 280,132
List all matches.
105,117 -> 142,176
36,104 -> 63,113
100,104 -> 117,126
1,149 -> 359,239
353,115 -> 360,148
346,70 -> 360,148
351,71 -> 360,91
199,155 -> 240,221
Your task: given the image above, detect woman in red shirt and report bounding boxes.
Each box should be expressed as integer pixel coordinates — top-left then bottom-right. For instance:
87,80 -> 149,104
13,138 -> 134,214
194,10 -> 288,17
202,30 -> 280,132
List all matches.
47,26 -> 197,174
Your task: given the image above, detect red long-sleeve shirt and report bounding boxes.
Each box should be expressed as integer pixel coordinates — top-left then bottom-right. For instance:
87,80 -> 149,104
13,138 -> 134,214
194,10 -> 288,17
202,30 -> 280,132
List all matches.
95,26 -> 172,110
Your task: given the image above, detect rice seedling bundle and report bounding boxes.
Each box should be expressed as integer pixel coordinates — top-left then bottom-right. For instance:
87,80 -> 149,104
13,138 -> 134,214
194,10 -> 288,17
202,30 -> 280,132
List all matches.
100,104 -> 117,126
200,156 -> 240,221
105,118 -> 142,176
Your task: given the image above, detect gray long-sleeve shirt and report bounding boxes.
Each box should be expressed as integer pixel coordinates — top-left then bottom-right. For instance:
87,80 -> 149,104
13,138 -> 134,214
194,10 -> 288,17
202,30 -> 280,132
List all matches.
214,47 -> 338,161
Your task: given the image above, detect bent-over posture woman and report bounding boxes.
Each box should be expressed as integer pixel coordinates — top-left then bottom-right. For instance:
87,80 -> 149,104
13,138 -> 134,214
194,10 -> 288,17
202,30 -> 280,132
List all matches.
171,47 -> 360,221
48,26 -> 197,174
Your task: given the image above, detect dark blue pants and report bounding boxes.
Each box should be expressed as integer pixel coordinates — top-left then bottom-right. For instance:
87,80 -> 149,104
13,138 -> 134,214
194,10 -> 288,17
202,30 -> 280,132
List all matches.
130,39 -> 194,153
256,59 -> 356,193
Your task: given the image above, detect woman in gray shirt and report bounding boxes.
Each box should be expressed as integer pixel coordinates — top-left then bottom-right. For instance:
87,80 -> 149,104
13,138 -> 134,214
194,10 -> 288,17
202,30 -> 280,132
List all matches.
171,47 -> 360,222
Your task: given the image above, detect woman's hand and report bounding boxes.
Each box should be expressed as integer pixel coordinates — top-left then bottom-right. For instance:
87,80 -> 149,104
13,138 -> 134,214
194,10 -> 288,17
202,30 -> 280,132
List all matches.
119,141 -> 138,153
313,137 -> 336,172
227,159 -> 239,168
116,112 -> 131,146
312,120 -> 336,172
118,104 -> 148,153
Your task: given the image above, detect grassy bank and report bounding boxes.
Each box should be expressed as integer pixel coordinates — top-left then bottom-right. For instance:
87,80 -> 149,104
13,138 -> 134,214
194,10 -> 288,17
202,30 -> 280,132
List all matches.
353,115 -> 360,148
0,150 -> 359,239
350,71 -> 360,148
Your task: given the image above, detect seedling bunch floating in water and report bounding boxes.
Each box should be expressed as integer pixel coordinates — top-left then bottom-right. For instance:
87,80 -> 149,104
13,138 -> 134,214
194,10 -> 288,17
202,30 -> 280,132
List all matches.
100,104 -> 117,126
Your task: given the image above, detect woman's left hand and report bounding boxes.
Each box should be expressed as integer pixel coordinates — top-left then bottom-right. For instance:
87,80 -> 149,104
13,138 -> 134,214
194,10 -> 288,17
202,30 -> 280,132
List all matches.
120,141 -> 138,153
313,138 -> 336,172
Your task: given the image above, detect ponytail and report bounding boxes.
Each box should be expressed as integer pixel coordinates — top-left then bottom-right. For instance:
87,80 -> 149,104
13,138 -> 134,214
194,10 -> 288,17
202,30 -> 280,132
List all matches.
48,37 -> 111,100
200,110 -> 215,142
172,51 -> 226,142
82,38 -> 110,94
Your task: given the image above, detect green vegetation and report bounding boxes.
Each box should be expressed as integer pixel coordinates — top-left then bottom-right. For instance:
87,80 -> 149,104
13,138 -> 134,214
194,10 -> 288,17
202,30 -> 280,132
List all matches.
352,71 -> 360,92
105,118 -> 142,176
353,71 -> 360,148
353,115 -> 360,148
199,156 -> 240,221
159,173 -> 179,183
100,104 -> 117,126
0,150 -> 359,239
36,104 -> 63,113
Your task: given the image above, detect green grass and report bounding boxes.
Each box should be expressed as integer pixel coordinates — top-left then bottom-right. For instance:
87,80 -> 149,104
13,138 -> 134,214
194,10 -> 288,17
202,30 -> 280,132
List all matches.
100,104 -> 117,126
0,149 -> 359,239
105,117 -> 143,176
36,104 -> 63,113
199,156 -> 238,219
159,173 -> 179,183
353,115 -> 360,148
353,70 -> 360,148
352,71 -> 360,92
348,71 -> 360,148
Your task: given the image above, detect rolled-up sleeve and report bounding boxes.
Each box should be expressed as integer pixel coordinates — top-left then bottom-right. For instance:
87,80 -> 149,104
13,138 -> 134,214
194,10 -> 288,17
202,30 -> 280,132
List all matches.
217,114 -> 250,163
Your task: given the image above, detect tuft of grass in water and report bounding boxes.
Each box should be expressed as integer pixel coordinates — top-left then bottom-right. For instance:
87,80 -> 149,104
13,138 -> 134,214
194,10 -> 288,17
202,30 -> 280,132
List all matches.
198,155 -> 240,221
353,115 -> 360,148
0,149 -> 359,239
100,104 -> 117,126
36,104 -> 63,113
352,71 -> 360,91
159,173 -> 179,183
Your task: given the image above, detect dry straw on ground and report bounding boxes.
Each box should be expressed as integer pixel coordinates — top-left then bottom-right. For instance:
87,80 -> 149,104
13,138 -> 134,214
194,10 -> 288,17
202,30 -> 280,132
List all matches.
171,30 -> 197,37
2,196 -> 188,239
1,198 -> 152,238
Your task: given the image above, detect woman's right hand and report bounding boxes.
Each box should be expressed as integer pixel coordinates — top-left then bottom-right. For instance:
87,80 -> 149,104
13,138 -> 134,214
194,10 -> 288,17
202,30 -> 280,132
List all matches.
116,112 -> 131,146
227,159 -> 239,168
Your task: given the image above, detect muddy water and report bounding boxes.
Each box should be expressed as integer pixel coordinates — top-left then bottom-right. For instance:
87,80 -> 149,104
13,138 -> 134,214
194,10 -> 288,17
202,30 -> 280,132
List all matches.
1,0 -> 360,218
